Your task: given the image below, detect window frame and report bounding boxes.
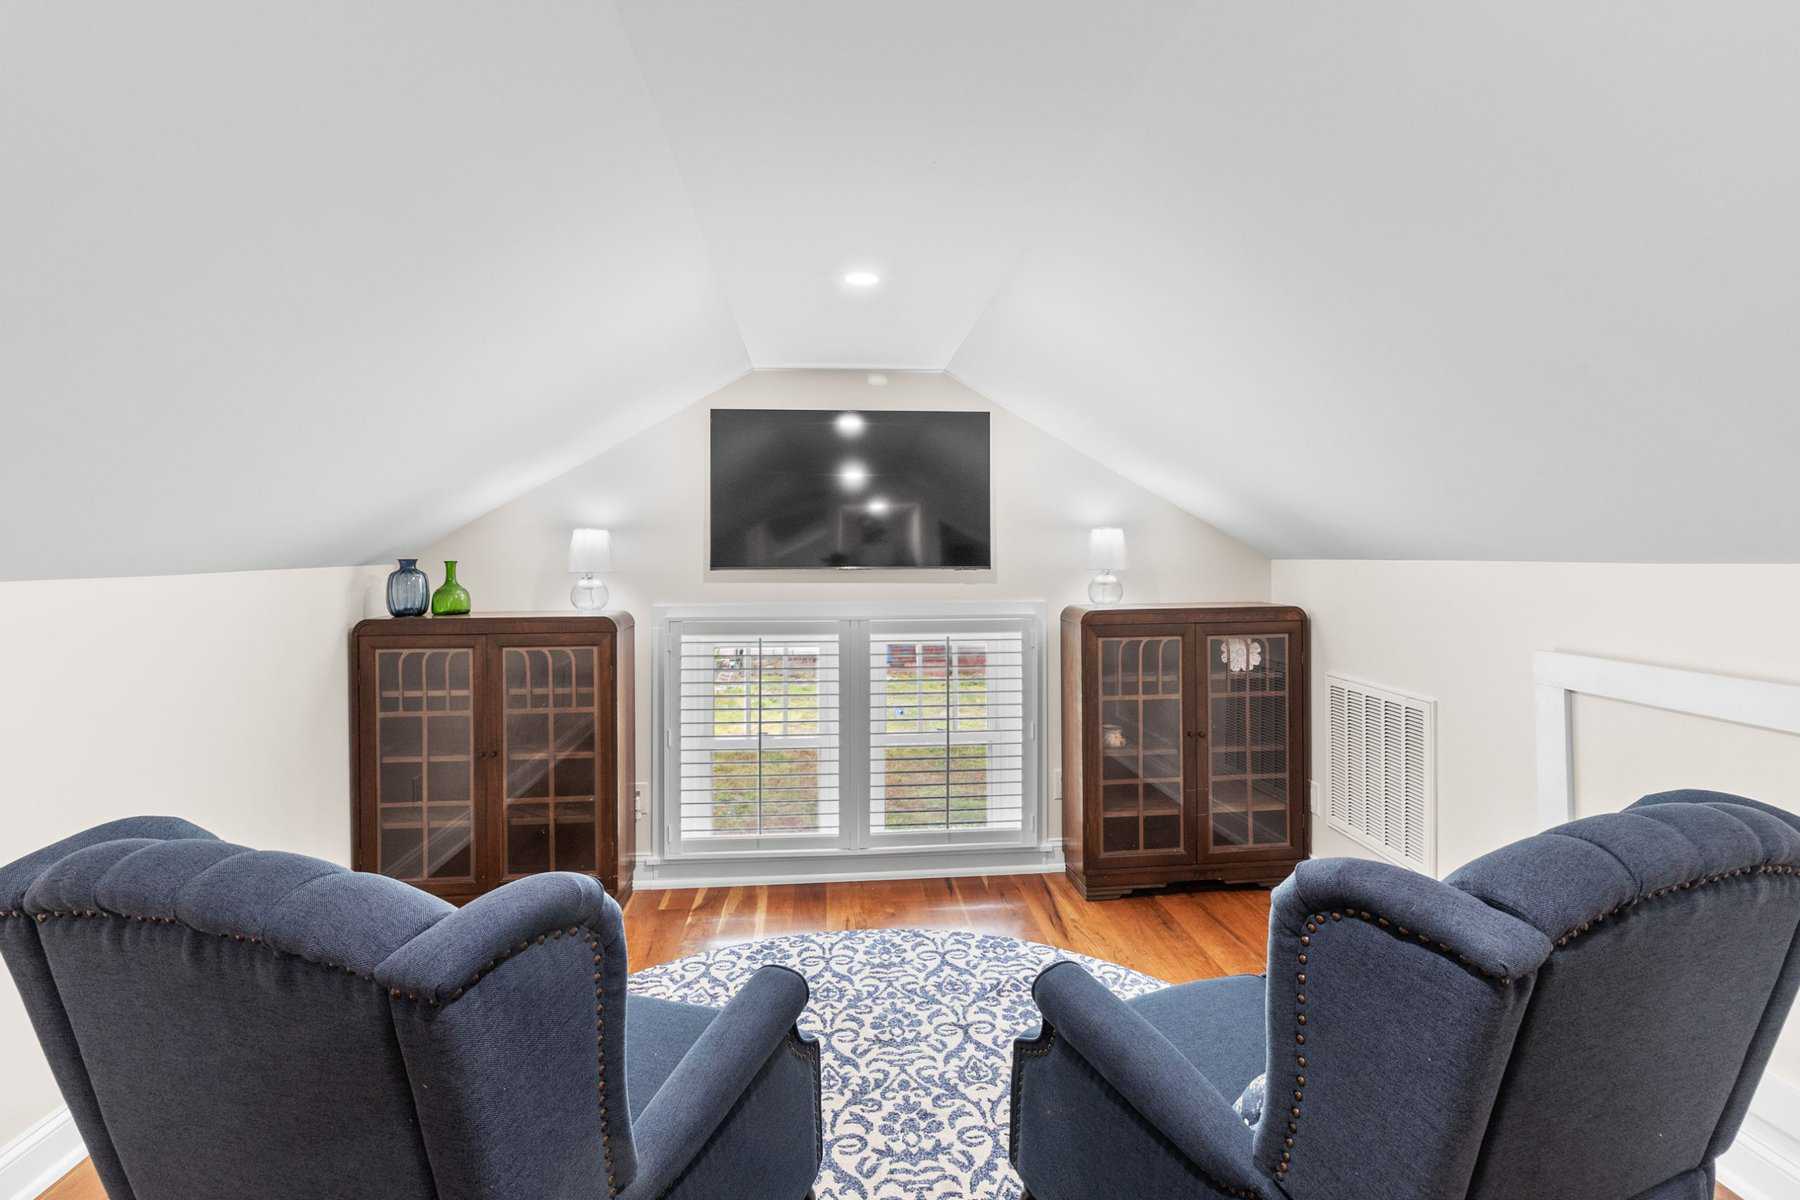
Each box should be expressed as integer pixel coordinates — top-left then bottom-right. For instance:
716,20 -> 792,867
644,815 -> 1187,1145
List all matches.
667,618 -> 846,855
865,617 -> 1032,849
658,606 -> 1042,863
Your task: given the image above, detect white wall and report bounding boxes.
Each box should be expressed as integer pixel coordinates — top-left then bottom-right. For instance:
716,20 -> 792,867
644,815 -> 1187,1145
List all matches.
1272,559 -> 1800,1192
423,369 -> 1271,850
1272,561 -> 1800,869
0,565 -> 379,1154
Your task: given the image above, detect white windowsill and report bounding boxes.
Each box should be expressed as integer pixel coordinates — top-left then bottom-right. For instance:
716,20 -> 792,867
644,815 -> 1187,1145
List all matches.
656,836 -> 1038,863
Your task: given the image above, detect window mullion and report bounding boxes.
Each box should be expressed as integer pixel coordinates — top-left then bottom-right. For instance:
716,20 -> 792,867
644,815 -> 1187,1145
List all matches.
754,636 -> 764,839
942,635 -> 952,835
843,619 -> 869,852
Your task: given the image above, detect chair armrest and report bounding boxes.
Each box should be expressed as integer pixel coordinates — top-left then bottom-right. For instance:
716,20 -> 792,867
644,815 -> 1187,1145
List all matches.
1025,962 -> 1266,1197
621,964 -> 814,1200
375,872 -> 621,1003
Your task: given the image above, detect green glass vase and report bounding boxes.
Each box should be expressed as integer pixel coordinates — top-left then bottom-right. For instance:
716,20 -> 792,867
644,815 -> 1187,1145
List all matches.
431,560 -> 471,616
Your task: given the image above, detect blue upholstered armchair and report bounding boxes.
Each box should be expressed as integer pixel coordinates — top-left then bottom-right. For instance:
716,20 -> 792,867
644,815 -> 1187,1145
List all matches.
1012,790 -> 1800,1200
0,819 -> 822,1200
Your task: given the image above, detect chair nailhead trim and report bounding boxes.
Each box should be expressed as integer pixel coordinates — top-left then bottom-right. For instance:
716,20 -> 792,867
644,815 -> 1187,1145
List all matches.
28,909 -> 381,980
585,927 -> 620,1197
1551,864 -> 1799,947
1273,863 -> 1799,1184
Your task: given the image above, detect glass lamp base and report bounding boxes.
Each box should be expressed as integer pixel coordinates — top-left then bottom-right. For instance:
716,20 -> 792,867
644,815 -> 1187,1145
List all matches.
570,574 -> 609,613
1088,571 -> 1124,605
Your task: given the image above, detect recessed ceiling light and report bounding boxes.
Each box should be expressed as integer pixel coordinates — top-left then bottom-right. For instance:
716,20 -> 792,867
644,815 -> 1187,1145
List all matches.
866,373 -> 889,387
834,412 -> 867,438
843,270 -> 881,289
866,496 -> 890,516
838,460 -> 870,492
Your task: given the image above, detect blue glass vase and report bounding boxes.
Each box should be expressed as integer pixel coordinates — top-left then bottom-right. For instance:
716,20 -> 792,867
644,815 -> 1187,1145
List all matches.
386,559 -> 430,617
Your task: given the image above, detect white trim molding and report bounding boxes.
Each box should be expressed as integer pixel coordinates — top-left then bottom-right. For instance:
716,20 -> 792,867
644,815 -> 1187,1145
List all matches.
0,1107 -> 82,1200
1533,650 -> 1800,1199
634,840 -> 1064,889
1532,651 -> 1800,828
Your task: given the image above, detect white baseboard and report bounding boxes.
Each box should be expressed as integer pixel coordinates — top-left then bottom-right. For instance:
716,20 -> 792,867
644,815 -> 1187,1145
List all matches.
1719,1073 -> 1800,1200
0,1108 -> 82,1200
634,844 -> 1065,889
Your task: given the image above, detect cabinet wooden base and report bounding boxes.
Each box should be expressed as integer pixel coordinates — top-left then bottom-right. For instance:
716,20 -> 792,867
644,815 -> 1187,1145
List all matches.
1066,860 -> 1300,901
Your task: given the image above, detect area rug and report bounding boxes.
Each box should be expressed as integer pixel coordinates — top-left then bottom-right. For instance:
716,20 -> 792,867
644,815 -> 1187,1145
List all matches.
628,927 -> 1166,1199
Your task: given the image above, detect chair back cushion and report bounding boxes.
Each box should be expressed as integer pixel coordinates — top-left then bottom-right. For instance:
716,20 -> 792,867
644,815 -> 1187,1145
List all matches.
1255,855 -> 1551,1199
6,829 -> 452,1200
0,817 -> 217,1200
2,822 -> 644,1200
1447,791 -> 1800,1200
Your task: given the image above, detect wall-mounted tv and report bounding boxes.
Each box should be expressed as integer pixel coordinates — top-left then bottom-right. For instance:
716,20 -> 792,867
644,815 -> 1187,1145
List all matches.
710,408 -> 992,570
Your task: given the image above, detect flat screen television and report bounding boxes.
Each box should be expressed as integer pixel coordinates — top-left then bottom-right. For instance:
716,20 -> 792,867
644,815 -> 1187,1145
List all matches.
710,408 -> 992,570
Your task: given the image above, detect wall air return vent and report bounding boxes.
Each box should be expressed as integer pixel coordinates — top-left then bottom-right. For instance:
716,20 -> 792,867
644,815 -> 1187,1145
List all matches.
1326,673 -> 1436,874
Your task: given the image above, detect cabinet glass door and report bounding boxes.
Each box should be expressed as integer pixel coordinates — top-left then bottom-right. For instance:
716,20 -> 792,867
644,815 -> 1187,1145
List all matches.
373,647 -> 478,884
501,645 -> 603,877
1096,633 -> 1188,859
1205,633 -> 1293,852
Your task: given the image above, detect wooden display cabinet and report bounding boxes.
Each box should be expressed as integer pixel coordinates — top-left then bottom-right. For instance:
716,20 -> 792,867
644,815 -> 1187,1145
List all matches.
351,614 -> 635,905
1062,604 -> 1309,899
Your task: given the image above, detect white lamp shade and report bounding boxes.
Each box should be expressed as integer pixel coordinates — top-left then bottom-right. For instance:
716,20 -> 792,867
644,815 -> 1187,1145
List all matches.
568,528 -> 612,574
1088,527 -> 1128,571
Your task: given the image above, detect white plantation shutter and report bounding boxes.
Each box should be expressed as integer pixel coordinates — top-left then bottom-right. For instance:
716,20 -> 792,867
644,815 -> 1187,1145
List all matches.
663,613 -> 1039,858
867,623 -> 1027,838
1327,674 -> 1435,873
675,629 -> 840,845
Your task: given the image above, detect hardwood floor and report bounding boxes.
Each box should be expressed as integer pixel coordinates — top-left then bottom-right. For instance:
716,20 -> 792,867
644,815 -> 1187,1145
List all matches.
621,872 -> 1274,980
37,874 -> 1744,1200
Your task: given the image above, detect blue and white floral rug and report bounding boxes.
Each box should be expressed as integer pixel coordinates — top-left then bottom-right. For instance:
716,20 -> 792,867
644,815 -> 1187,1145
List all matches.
629,927 -> 1165,1199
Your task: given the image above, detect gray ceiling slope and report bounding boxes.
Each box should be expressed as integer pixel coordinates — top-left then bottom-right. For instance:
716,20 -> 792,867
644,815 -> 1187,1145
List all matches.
953,1 -> 1800,561
615,0 -> 1195,370
0,1 -> 746,581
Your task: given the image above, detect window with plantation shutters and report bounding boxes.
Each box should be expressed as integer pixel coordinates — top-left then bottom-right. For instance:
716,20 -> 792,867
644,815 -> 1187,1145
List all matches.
674,629 -> 840,846
663,613 -> 1039,860
868,625 -> 1026,837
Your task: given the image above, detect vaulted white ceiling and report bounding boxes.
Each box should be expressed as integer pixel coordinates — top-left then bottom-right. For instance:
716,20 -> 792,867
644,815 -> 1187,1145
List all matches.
952,1 -> 1800,560
5,1 -> 1799,579
613,1 -> 1190,370
0,1 -> 745,580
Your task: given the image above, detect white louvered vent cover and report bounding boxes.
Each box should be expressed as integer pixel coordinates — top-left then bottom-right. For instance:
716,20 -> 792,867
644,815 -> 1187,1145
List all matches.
1327,674 -> 1436,874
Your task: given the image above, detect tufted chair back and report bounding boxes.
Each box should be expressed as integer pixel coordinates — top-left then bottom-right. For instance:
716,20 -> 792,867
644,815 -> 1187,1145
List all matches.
1452,791 -> 1800,1200
1255,790 -> 1800,1200
0,818 -> 639,1200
